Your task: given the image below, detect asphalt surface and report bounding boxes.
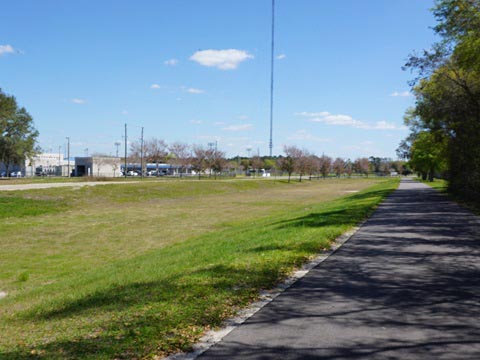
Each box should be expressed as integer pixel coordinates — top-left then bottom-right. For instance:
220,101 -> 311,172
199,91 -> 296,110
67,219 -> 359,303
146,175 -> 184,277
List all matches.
198,179 -> 480,359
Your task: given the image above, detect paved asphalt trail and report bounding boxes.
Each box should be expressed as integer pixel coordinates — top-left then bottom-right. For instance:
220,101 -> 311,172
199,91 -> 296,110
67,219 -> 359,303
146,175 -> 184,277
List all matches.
198,179 -> 480,359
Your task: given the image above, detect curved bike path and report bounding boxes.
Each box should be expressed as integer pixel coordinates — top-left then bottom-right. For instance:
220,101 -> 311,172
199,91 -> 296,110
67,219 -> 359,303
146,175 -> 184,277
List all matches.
197,178 -> 480,359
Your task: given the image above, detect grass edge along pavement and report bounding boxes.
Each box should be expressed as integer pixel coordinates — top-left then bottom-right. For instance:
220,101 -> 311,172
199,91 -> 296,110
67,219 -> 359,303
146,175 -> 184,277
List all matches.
0,179 -> 399,359
418,177 -> 480,214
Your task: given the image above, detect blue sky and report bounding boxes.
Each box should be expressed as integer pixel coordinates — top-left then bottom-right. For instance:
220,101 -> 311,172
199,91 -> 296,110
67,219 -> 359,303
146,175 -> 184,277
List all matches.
1,0 -> 437,159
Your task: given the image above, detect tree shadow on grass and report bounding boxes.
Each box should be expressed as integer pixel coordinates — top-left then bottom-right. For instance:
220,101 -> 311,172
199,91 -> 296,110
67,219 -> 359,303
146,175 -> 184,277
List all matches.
3,264 -> 285,359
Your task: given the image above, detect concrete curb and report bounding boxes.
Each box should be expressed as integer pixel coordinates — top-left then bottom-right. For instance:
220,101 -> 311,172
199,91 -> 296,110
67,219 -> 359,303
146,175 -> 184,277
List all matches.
166,222 -> 365,360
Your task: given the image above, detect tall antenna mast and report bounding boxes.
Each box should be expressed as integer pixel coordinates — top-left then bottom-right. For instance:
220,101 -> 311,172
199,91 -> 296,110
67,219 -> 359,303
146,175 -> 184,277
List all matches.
268,0 -> 275,157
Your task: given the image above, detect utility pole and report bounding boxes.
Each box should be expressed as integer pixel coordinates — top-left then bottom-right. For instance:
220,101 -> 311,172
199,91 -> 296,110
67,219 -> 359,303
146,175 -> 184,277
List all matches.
115,141 -> 121,157
124,123 -> 128,178
140,126 -> 144,179
269,0 -> 275,157
66,137 -> 70,177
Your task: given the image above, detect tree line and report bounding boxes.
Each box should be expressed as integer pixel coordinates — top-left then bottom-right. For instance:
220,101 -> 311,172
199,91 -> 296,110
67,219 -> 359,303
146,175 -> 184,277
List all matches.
398,0 -> 480,203
127,139 -> 406,180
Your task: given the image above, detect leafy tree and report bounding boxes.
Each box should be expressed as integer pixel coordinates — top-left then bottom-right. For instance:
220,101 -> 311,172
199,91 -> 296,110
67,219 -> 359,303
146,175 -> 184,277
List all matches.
318,155 -> 332,178
207,148 -> 226,179
305,155 -> 319,180
263,158 -> 277,175
251,156 -> 264,177
354,157 -> 370,177
409,131 -> 447,181
0,90 -> 39,176
332,157 -> 346,177
145,138 -> 168,175
278,149 -> 295,183
169,142 -> 190,176
344,159 -> 353,177
240,158 -> 251,176
402,0 -> 480,201
190,146 -> 208,179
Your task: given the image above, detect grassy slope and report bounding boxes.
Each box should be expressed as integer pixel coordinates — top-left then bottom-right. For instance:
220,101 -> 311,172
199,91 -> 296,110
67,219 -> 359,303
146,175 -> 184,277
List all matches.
0,178 -> 399,359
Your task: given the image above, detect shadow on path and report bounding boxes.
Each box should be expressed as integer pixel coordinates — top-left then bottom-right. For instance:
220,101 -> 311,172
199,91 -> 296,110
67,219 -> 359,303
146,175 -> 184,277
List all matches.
198,179 -> 480,360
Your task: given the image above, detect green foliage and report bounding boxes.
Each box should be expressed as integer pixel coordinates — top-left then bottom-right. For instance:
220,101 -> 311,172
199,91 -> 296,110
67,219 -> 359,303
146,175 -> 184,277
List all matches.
0,89 -> 39,174
401,0 -> 480,203
409,131 -> 447,180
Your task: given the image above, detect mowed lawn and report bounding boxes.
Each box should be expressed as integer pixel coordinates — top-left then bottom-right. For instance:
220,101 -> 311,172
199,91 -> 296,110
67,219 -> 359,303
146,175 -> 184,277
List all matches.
0,178 -> 399,359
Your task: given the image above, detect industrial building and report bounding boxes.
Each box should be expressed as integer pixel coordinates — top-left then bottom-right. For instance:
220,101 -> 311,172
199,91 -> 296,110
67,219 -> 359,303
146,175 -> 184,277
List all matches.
74,156 -> 122,177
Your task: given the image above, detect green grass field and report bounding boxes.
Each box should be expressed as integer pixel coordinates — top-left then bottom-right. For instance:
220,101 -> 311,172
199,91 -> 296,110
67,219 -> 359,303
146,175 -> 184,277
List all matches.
0,178 -> 399,359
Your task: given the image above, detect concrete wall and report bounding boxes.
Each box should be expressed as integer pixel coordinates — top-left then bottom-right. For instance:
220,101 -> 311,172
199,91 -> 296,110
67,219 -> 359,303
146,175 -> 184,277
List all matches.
75,157 -> 122,177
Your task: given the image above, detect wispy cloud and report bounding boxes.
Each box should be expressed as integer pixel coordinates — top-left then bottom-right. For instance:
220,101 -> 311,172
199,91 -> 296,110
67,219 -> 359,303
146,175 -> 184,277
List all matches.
297,111 -> 406,130
237,115 -> 249,120
223,124 -> 253,132
71,98 -> 86,104
287,129 -> 331,142
390,91 -> 412,97
150,84 -> 162,89
190,49 -> 254,70
190,120 -> 203,124
276,54 -> 287,60
186,87 -> 205,94
0,44 -> 15,56
164,58 -> 178,66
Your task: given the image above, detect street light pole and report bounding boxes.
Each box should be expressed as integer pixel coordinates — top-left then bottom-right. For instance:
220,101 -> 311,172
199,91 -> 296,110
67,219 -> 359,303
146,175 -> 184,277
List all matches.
66,137 -> 70,177
124,124 -> 128,178
140,126 -> 144,179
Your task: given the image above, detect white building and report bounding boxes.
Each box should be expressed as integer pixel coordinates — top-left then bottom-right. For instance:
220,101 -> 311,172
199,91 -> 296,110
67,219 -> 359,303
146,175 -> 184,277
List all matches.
25,153 -> 74,177
75,156 -> 122,177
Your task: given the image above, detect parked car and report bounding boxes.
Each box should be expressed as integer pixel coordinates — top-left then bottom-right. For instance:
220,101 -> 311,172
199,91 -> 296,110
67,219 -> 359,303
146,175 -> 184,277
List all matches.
10,171 -> 22,178
127,171 -> 138,176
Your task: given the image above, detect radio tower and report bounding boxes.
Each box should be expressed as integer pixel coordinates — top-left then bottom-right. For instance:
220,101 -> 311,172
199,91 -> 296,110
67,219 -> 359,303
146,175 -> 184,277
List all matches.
268,0 -> 275,157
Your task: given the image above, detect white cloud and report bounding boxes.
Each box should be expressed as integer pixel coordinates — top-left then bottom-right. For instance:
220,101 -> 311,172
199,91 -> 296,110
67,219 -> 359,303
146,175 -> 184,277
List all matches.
150,84 -> 162,89
223,124 -> 253,132
296,111 -> 331,117
194,135 -> 221,141
276,54 -> 287,60
190,120 -> 203,124
237,115 -> 249,120
367,121 -> 397,130
0,44 -> 15,56
71,98 -> 86,104
186,87 -> 205,94
190,49 -> 254,70
297,111 -> 405,130
287,130 -> 331,142
390,91 -> 412,97
164,58 -> 178,66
